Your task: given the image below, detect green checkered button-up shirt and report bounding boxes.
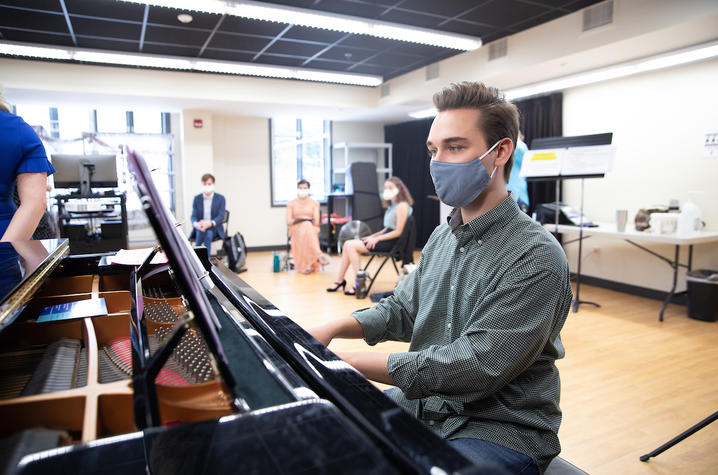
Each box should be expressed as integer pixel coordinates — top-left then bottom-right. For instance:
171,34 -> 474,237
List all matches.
353,196 -> 572,473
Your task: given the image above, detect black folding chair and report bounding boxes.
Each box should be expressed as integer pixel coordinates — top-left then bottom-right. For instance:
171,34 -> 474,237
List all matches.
361,215 -> 416,296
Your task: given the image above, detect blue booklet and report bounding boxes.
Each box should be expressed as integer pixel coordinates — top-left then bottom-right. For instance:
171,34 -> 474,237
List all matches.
37,298 -> 108,323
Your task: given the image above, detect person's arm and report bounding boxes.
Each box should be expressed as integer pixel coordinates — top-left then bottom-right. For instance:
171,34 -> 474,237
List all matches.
313,200 -> 320,232
387,261 -> 571,403
309,251 -> 424,349
210,195 -> 225,228
286,201 -> 295,227
191,196 -> 201,230
1,172 -> 48,242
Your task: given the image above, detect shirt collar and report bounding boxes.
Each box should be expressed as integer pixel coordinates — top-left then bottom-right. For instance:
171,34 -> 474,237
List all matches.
203,192 -> 214,200
448,194 -> 521,239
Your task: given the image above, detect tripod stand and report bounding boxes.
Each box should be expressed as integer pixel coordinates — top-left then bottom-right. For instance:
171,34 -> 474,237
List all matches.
640,411 -> 718,461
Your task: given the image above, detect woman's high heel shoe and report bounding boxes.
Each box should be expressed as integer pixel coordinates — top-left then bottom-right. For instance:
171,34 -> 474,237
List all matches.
343,288 -> 356,296
326,280 -> 346,292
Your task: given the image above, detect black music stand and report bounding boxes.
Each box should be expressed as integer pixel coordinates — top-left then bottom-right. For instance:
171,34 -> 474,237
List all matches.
526,133 -> 613,313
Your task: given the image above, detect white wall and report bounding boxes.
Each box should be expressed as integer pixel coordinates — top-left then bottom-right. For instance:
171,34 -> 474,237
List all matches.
562,57 -> 718,292
210,114 -> 287,249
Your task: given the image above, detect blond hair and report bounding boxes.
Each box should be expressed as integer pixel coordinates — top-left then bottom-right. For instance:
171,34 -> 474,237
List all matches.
0,92 -> 11,113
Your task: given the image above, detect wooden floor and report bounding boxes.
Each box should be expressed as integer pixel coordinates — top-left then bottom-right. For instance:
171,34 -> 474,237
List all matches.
240,251 -> 718,474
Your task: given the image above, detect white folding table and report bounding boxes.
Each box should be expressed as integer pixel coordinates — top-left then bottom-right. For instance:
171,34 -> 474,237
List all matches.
544,223 -> 718,321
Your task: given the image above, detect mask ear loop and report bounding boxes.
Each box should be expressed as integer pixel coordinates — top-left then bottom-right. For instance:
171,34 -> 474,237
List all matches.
484,139 -> 504,179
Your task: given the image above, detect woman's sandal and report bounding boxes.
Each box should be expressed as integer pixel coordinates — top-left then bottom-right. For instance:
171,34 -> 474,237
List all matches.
326,280 -> 346,292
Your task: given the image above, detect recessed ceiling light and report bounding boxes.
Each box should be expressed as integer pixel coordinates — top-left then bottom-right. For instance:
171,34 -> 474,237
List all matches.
177,13 -> 193,23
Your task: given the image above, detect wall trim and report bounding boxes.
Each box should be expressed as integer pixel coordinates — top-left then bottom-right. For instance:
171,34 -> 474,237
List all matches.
247,245 -> 288,252
574,273 -> 687,306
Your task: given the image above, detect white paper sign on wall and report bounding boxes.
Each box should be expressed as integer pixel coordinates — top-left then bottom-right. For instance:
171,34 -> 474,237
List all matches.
703,132 -> 718,158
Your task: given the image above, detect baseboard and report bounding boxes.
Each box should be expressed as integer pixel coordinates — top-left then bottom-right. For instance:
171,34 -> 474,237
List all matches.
246,245 -> 289,252
573,274 -> 687,306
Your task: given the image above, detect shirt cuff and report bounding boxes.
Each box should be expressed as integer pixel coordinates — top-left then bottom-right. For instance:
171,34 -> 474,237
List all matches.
351,307 -> 387,346
388,351 -> 428,400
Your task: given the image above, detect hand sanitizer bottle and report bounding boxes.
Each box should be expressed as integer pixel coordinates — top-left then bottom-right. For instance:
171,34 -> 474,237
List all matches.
677,192 -> 702,236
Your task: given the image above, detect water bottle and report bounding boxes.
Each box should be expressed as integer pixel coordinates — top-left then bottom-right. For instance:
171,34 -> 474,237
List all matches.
355,270 -> 368,299
272,251 -> 280,273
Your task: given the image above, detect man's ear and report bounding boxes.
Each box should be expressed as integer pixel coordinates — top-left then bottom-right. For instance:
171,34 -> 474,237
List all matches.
493,138 -> 514,167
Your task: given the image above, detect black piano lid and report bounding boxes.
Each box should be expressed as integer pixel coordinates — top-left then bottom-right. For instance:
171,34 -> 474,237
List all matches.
0,239 -> 68,331
125,148 -> 241,410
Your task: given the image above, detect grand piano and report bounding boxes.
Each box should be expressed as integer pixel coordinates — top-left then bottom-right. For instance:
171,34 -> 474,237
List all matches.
0,150 -> 476,475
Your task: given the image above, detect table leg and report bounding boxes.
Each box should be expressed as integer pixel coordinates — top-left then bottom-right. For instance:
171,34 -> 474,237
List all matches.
659,245 -> 680,322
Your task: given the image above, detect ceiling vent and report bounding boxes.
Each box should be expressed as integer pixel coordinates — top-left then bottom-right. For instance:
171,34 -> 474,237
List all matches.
488,39 -> 507,61
380,83 -> 391,97
425,63 -> 440,81
582,0 -> 613,32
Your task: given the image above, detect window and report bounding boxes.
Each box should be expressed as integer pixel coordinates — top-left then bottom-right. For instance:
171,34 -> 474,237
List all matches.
12,105 -> 176,233
270,118 -> 331,205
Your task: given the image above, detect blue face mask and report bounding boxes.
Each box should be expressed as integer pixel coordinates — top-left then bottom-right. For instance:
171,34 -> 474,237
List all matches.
430,140 -> 501,208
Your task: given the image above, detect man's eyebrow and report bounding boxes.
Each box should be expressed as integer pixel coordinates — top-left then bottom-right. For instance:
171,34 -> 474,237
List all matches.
426,136 -> 469,146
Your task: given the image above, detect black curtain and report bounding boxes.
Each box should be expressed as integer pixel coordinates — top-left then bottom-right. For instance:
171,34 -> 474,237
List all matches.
385,118 -> 438,247
514,92 -> 563,215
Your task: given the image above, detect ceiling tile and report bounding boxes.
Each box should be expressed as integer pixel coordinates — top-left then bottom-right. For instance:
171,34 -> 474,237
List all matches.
75,36 -> 139,53
0,6 -> 68,33
147,5 -> 221,30
301,59 -> 351,72
142,43 -> 202,57
199,49 -> 255,63
144,26 -> 210,47
393,0 -> 482,18
72,16 -> 142,40
316,46 -> 373,63
349,63 -> 390,76
339,34 -> 396,50
208,32 -> 269,52
65,0 -> 145,22
0,28 -> 74,46
282,25 -> 347,44
0,0 -> 62,12
252,55 -> 306,68
219,16 -> 287,37
461,0 -> 547,29
264,40 -> 327,58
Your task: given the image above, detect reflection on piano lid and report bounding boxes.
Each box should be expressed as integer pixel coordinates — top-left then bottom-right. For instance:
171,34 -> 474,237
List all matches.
0,240 -> 68,331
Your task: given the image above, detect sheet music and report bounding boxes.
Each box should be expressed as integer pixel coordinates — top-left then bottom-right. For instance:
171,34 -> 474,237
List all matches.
562,145 -> 615,176
519,148 -> 564,177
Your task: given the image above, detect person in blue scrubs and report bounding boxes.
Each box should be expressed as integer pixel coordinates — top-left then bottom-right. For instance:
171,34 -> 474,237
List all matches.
0,94 -> 56,241
507,135 -> 530,213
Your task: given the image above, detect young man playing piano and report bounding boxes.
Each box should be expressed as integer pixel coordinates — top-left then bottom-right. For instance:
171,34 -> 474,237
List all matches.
309,82 -> 572,474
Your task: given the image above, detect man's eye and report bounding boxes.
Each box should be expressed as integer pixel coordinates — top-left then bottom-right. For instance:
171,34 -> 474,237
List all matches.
427,149 -> 437,158
448,145 -> 462,152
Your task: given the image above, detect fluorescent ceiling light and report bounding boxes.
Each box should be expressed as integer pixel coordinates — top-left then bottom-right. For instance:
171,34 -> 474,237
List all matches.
408,107 -> 437,119
119,0 -> 482,50
504,41 -> 718,101
0,41 -> 382,86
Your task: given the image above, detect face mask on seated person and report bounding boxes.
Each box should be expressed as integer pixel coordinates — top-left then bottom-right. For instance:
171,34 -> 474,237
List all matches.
203,184 -> 214,194
429,140 -> 501,208
382,188 -> 399,201
297,189 -> 309,198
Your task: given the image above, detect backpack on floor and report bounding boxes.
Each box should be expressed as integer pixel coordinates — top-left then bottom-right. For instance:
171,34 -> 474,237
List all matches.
223,232 -> 247,273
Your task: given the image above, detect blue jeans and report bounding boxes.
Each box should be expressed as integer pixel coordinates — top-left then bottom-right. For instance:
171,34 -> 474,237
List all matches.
194,228 -> 214,259
383,389 -> 538,474
448,438 -> 538,475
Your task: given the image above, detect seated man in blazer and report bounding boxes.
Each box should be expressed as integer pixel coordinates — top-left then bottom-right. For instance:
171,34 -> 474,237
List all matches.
189,173 -> 226,258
